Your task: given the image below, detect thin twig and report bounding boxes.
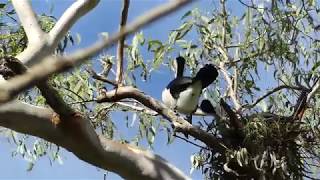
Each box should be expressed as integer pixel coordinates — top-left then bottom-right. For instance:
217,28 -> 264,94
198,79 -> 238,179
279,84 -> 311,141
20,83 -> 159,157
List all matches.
116,0 -> 130,86
218,64 -> 241,110
87,68 -> 118,86
307,77 -> 320,102
174,134 -> 210,150
68,99 -> 96,105
244,85 -> 308,109
116,101 -> 158,116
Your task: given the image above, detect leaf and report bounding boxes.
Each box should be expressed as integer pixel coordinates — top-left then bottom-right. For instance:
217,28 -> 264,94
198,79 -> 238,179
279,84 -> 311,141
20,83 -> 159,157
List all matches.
311,61 -> 320,72
208,18 -> 215,24
131,113 -> 137,127
146,127 -> 155,147
223,162 -> 239,176
132,32 -> 145,47
26,162 -> 35,171
236,150 -> 242,167
189,155 -> 196,175
257,100 -> 267,112
175,21 -> 193,40
147,40 -> 162,51
166,128 -> 175,145
56,154 -> 63,165
75,33 -> 82,44
181,10 -> 192,20
152,46 -> 165,69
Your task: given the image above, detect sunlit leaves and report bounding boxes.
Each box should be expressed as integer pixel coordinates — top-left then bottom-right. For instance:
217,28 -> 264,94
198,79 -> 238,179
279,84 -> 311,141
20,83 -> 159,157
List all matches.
169,21 -> 193,44
148,40 -> 167,69
127,32 -> 148,80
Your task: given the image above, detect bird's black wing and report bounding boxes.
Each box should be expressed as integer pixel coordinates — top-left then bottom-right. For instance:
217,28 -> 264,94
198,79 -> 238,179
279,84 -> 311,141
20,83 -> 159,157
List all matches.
166,77 -> 193,99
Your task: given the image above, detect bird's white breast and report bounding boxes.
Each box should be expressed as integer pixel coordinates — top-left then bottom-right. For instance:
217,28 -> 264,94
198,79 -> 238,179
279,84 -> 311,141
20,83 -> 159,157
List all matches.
161,81 -> 202,114
162,88 -> 176,109
176,81 -> 202,114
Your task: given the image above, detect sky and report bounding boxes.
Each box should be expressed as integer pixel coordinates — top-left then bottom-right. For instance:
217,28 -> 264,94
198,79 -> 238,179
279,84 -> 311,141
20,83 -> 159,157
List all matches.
0,0 -> 244,179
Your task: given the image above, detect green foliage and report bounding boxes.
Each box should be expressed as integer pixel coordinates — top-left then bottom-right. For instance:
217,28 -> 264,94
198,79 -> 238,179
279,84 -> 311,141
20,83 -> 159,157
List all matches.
175,1 -> 320,179
2,0 -> 320,179
118,0 -> 320,179
0,2 -> 75,170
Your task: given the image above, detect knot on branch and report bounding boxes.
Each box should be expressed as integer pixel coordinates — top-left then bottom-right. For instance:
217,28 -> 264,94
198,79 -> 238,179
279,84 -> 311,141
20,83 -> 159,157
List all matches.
0,56 -> 26,80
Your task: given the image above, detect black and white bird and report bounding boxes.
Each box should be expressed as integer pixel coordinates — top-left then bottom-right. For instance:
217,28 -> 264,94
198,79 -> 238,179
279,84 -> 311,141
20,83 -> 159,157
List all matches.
162,56 -> 218,123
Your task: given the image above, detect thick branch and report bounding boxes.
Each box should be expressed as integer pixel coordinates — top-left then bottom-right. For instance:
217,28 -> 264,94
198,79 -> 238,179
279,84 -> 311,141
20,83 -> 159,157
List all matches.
0,56 -> 74,117
12,0 -> 49,65
0,0 -> 193,103
48,0 -> 99,47
116,0 -> 130,85
0,101 -> 189,180
12,0 -> 45,44
97,86 -> 227,152
15,0 -> 99,66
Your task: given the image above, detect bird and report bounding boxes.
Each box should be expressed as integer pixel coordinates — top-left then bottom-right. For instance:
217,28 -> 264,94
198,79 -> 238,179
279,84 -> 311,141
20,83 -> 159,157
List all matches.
162,56 -> 218,124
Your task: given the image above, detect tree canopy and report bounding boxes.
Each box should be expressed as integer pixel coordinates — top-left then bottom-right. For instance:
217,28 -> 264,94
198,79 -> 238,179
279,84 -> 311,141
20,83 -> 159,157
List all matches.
1,0 -> 320,179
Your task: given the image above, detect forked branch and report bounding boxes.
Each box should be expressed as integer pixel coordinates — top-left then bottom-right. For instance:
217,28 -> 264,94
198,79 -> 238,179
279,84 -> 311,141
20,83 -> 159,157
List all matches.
0,0 -> 193,103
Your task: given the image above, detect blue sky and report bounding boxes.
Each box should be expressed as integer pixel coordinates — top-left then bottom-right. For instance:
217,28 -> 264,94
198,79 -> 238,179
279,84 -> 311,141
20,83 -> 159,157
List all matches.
0,0 -> 245,179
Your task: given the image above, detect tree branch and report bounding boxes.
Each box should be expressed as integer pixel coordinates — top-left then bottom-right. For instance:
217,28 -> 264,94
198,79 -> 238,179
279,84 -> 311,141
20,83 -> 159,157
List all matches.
116,0 -> 130,85
113,101 -> 215,117
87,68 -> 118,86
307,78 -> 320,102
218,63 -> 241,110
11,0 -> 45,44
0,56 -> 74,118
48,0 -> 99,48
0,100 -> 189,180
12,0 -> 50,66
15,0 -> 99,66
1,0 -> 193,103
96,86 -> 228,152
244,85 -> 308,109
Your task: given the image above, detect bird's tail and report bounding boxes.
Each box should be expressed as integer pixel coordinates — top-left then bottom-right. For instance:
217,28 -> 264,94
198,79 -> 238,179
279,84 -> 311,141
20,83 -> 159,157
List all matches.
194,64 -> 218,89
